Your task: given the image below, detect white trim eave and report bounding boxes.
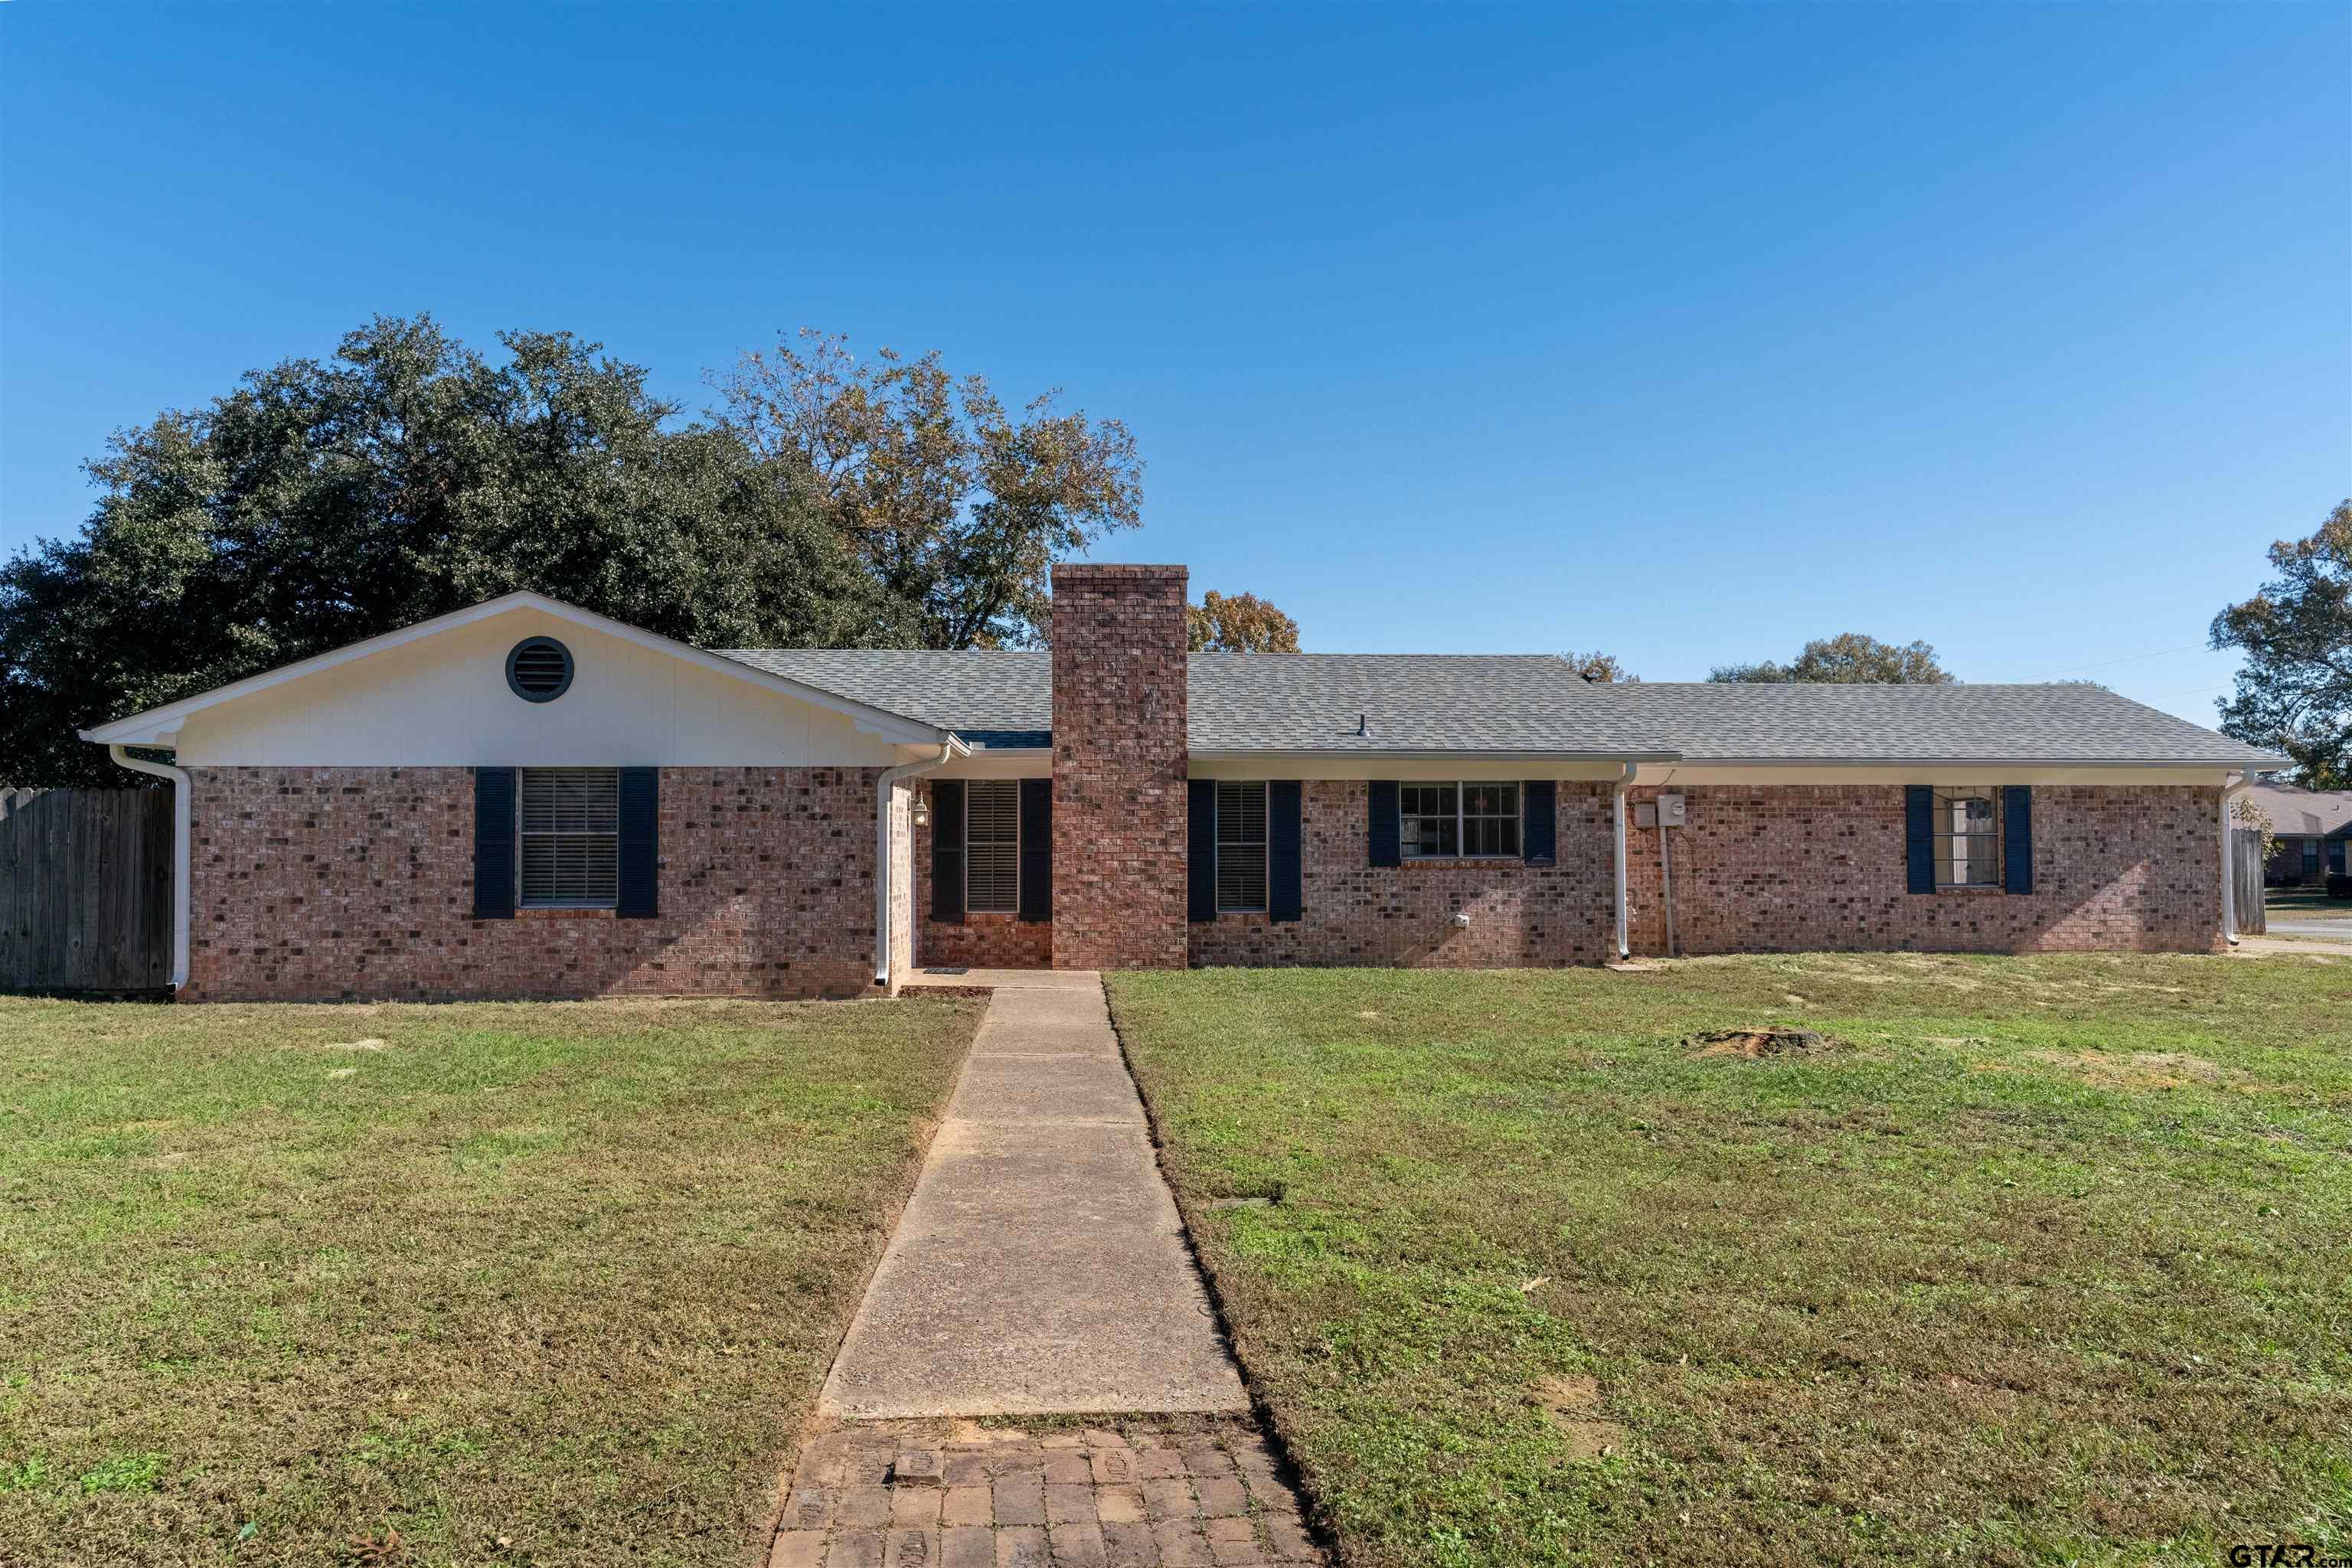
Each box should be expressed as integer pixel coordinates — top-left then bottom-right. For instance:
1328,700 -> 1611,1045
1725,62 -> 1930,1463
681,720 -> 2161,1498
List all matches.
929,746 -> 1054,780
1186,749 -> 1683,763
1680,755 -> 2290,770
77,592 -> 951,749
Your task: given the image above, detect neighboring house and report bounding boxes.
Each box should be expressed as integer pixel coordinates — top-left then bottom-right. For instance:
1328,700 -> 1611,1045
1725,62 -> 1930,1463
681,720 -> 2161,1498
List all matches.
81,564 -> 2283,1002
2246,782 -> 2352,884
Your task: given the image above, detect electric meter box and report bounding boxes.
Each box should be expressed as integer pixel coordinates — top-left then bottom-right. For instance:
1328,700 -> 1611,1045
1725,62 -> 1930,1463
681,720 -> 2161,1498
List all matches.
1656,793 -> 1687,828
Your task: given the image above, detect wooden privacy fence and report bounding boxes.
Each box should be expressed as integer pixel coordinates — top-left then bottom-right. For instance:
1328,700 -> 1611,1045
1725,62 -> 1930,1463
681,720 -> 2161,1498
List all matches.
2231,827 -> 2266,936
0,787 -> 174,994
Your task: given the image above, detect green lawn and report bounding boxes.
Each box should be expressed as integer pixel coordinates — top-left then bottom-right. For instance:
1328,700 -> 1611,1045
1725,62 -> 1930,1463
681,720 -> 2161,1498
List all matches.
2269,887 -> 2352,921
1109,954 -> 2352,1568
0,994 -> 978,1567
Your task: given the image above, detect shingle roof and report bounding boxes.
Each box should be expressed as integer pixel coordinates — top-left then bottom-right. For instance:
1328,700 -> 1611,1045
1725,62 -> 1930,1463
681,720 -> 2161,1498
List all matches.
721,650 -> 1052,745
718,648 -> 2280,766
2245,782 -> 2352,838
1588,681 -> 2275,766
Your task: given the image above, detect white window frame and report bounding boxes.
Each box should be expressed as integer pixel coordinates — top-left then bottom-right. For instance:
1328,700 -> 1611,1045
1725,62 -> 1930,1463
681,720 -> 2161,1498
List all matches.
1932,787 -> 2002,889
1400,781 -> 1520,860
1216,781 -> 1269,913
965,779 -> 1020,915
517,766 -> 619,909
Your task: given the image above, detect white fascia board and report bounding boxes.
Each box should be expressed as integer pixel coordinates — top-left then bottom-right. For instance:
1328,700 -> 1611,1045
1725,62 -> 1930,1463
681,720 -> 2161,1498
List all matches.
930,746 -> 1050,779
1678,756 -> 2289,770
1187,751 -> 1679,782
78,592 -> 949,749
1185,749 -> 1681,763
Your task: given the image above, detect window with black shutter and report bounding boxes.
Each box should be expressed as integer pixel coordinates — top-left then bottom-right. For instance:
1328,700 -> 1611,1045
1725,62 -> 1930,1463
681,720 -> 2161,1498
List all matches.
965,779 -> 1019,913
518,768 -> 619,907
1932,788 -> 2001,888
1400,782 -> 1520,858
1216,782 -> 1269,913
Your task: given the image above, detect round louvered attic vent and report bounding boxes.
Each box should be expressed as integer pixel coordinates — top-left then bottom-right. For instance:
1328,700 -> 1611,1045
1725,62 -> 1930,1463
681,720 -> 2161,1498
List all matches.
505,636 -> 574,702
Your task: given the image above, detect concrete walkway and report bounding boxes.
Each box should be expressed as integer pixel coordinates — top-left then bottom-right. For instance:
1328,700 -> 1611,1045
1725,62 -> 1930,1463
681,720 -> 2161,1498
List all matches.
818,972 -> 1247,1419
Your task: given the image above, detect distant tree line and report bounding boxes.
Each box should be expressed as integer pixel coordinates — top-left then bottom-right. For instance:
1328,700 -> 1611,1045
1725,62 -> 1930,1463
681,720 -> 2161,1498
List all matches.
1569,633 -> 1956,685
1578,497 -> 2351,795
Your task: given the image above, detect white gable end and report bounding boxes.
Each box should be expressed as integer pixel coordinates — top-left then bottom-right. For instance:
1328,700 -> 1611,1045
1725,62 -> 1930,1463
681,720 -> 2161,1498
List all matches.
155,605 -> 917,768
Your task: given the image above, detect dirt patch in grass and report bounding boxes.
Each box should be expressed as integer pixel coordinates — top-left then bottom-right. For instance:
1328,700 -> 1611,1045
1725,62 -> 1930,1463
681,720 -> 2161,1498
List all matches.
1531,1374 -> 1627,1460
2026,1047 -> 2255,1090
1688,1027 -> 1834,1059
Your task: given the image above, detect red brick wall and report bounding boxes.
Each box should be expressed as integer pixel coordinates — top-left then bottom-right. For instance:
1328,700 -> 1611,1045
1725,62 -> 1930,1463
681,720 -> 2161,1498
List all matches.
1619,783 -> 2222,956
1188,781 -> 1619,967
1187,780 -> 2223,968
1048,564 -> 1190,970
910,779 -> 1054,970
182,766 -> 884,1001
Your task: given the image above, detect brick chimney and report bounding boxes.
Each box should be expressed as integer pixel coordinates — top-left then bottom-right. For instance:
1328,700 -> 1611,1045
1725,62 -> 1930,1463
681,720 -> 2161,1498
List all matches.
1050,564 -> 1190,970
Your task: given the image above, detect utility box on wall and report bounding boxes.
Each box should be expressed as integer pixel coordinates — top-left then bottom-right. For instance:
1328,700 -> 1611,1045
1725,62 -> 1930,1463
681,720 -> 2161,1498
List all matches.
1657,792 -> 1686,828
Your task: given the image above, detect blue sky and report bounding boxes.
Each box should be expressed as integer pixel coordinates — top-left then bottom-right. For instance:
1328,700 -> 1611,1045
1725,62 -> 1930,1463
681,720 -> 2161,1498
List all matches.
4,3 -> 2345,723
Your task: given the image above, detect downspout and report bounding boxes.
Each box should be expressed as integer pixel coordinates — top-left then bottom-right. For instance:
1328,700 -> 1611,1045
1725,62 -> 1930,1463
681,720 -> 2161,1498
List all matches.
876,742 -> 959,989
106,743 -> 191,994
2220,770 -> 2250,946
1610,762 -> 1636,960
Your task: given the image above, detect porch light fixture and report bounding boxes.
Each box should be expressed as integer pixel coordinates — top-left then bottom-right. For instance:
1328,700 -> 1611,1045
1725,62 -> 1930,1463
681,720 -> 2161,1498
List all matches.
912,797 -> 930,828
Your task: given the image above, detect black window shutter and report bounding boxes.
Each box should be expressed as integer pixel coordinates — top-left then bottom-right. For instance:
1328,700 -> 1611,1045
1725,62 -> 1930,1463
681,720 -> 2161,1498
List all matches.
472,767 -> 517,920
1368,781 -> 1401,867
931,779 -> 965,923
1187,779 -> 1217,922
1269,781 -> 1303,923
1523,780 -> 1557,865
616,767 -> 659,918
2002,786 -> 2034,894
1018,777 -> 1053,922
1904,785 -> 1935,894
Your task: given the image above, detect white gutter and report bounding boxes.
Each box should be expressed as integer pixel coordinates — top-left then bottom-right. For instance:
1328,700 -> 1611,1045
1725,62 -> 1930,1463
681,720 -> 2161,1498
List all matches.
1610,762 -> 1636,960
875,742 -> 961,988
1684,756 -> 2291,770
2221,769 -> 2251,946
105,744 -> 191,993
1186,749 -> 1681,763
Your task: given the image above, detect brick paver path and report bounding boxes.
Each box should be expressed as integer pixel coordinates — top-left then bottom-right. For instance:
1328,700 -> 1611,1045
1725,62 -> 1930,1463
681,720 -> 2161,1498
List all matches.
773,974 -> 1326,1566
768,1417 -> 1322,1567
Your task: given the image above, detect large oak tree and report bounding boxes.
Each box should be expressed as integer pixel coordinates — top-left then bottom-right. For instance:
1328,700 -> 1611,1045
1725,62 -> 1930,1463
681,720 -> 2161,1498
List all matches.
0,315 -> 890,786
711,330 -> 1144,650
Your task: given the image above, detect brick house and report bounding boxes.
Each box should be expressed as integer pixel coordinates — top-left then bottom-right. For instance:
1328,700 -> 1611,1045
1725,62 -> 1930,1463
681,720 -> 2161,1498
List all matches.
83,564 -> 2282,1001
2246,782 -> 2352,884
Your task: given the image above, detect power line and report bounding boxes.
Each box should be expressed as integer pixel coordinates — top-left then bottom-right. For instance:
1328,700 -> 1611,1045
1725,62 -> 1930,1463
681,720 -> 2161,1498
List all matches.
2040,642 -> 2209,679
